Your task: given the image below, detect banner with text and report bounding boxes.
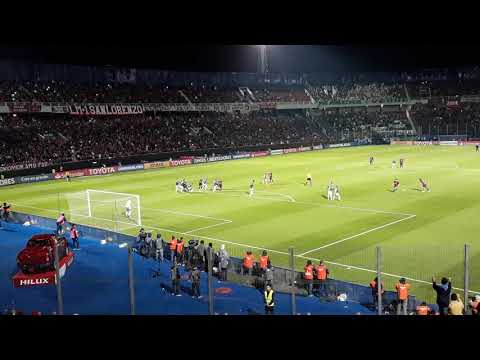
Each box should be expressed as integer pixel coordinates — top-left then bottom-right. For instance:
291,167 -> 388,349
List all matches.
118,164 -> 145,172
144,161 -> 171,170
88,166 -> 118,176
232,153 -> 251,160
69,104 -> 144,116
270,149 -> 284,156
251,151 -> 270,158
208,155 -> 232,163
170,159 -> 193,167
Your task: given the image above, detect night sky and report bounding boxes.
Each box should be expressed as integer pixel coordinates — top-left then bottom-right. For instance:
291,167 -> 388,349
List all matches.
0,44 -> 479,73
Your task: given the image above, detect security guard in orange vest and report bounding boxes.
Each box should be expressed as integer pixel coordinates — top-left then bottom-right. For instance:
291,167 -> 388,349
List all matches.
169,236 -> 178,263
259,250 -> 270,275
176,237 -> 185,264
243,251 -> 255,276
315,260 -> 329,297
416,302 -> 431,315
304,260 -> 314,296
264,285 -> 275,315
369,277 -> 385,310
395,277 -> 411,315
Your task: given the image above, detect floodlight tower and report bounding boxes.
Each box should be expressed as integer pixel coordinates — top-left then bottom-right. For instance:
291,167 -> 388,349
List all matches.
257,45 -> 268,74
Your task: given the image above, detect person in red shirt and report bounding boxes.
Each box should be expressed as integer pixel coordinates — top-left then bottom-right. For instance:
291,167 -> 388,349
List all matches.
176,237 -> 185,264
243,251 -> 255,276
70,224 -> 80,250
395,278 -> 411,315
416,302 -> 431,315
258,250 -> 270,276
169,236 -> 178,263
314,260 -> 329,297
304,260 -> 314,296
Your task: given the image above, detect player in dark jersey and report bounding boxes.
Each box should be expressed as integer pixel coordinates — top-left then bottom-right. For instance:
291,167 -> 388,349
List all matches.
419,178 -> 430,192
392,179 -> 400,192
2,202 -> 11,222
476,144 -> 479,152
399,159 -> 404,168
369,156 -> 374,165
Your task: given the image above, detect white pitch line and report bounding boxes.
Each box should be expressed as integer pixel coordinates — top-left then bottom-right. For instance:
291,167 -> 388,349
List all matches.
299,214 -> 417,256
184,220 -> 233,234
141,206 -> 233,223
10,202 -> 480,295
296,254 -> 480,295
217,189 -> 415,217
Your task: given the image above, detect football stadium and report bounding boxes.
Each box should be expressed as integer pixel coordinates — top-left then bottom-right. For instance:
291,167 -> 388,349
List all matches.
1,45 -> 480,316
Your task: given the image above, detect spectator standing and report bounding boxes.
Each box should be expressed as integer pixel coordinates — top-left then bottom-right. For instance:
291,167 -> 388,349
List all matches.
176,237 -> 185,265
395,278 -> 411,315
197,240 -> 205,270
70,224 -> 80,250
56,213 -> 67,235
264,263 -> 273,288
304,260 -> 314,296
171,264 -> 181,296
264,285 -> 275,315
314,260 -> 329,298
369,277 -> 385,311
469,294 -> 480,316
243,251 -> 255,276
259,250 -> 270,276
432,277 -> 452,316
218,244 -> 229,282
205,243 -> 214,273
2,202 -> 11,222
416,302 -> 432,315
169,236 -> 177,263
448,293 -> 464,315
155,233 -> 164,262
190,267 -> 201,298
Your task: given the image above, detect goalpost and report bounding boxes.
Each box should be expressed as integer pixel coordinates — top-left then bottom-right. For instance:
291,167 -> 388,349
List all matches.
61,189 -> 142,231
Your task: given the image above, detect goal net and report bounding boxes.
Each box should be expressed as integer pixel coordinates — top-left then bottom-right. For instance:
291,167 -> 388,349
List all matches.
60,189 -> 142,232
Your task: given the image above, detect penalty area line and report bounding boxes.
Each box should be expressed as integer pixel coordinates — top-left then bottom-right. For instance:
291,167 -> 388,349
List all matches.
299,214 -> 417,256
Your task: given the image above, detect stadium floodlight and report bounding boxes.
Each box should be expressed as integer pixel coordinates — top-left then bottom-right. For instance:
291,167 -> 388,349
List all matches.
257,45 -> 268,74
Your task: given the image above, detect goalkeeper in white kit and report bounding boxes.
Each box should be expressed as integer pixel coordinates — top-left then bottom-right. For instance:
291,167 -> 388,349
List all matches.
125,199 -> 132,219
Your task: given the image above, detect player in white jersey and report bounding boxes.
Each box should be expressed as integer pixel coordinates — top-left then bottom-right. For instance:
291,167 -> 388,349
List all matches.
327,182 -> 334,201
176,180 -> 183,193
201,178 -> 208,191
249,179 -> 255,197
392,160 -> 397,169
125,199 -> 132,219
334,185 -> 341,201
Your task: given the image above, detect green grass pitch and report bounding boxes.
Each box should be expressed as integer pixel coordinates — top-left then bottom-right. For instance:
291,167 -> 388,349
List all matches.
4,145 -> 480,303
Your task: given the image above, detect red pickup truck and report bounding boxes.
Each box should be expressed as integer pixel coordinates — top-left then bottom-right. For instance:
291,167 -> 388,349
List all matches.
16,234 -> 70,274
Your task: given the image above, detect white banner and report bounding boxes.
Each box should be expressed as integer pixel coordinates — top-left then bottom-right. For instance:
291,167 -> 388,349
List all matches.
69,104 -> 144,116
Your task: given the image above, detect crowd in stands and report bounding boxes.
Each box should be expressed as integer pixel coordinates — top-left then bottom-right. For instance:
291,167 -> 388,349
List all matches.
0,81 -> 312,104
0,110 -> 327,168
309,107 -> 413,143
410,103 -> 480,137
5,78 -> 480,105
308,82 -> 406,104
